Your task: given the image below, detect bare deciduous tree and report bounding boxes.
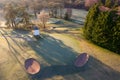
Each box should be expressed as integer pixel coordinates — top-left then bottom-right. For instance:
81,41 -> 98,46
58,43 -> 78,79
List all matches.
38,10 -> 49,29
4,3 -> 31,29
4,3 -> 17,28
29,0 -> 41,18
47,0 -> 65,18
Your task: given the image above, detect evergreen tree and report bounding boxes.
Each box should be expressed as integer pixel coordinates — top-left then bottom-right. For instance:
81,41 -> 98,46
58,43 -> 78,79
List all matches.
84,4 -> 99,40
84,1 -> 120,54
105,0 -> 112,8
112,14 -> 120,53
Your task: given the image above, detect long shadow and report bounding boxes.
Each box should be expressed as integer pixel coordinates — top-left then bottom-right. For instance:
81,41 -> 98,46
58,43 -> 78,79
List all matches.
44,29 -> 69,34
27,35 -> 120,80
0,29 -> 26,68
31,64 -> 85,79
59,24 -> 80,28
45,29 -> 82,35
31,56 -> 120,80
69,19 -> 84,25
12,29 -> 30,35
28,34 -> 77,65
0,29 -> 34,76
1,29 -> 25,51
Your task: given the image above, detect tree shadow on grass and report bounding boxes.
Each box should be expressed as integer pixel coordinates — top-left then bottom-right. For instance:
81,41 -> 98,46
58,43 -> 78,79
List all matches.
28,34 -> 77,65
0,29 -> 26,68
1,29 -> 26,51
27,35 -> 120,80
30,56 -> 120,80
12,29 -> 30,35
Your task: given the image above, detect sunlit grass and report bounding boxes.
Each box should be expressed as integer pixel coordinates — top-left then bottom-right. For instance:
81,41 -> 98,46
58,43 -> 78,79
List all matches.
49,31 -> 120,72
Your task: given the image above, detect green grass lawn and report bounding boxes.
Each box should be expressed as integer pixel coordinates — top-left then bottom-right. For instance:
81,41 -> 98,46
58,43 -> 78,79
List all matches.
0,18 -> 120,80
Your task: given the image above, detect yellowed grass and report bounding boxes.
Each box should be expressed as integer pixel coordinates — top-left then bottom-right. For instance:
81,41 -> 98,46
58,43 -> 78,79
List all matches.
49,33 -> 120,72
0,37 -> 30,80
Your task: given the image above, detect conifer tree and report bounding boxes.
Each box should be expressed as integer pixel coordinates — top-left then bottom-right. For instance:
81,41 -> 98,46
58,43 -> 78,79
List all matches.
84,4 -> 99,39
112,14 -> 120,53
84,0 -> 120,53
105,0 -> 112,8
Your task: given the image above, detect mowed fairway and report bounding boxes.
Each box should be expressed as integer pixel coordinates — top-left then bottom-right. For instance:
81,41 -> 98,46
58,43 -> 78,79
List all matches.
0,24 -> 120,80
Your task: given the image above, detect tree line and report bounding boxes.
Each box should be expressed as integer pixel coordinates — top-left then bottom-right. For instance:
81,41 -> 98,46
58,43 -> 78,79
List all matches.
84,0 -> 120,54
3,0 -> 73,29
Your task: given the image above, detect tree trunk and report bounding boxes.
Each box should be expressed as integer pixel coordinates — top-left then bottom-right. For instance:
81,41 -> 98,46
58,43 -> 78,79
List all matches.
13,20 -> 17,28
43,22 -> 45,29
54,8 -> 57,18
34,8 -> 37,18
60,8 -> 63,18
51,9 -> 54,17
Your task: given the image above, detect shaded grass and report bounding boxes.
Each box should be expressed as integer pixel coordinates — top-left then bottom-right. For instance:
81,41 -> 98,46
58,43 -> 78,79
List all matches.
26,34 -> 120,80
